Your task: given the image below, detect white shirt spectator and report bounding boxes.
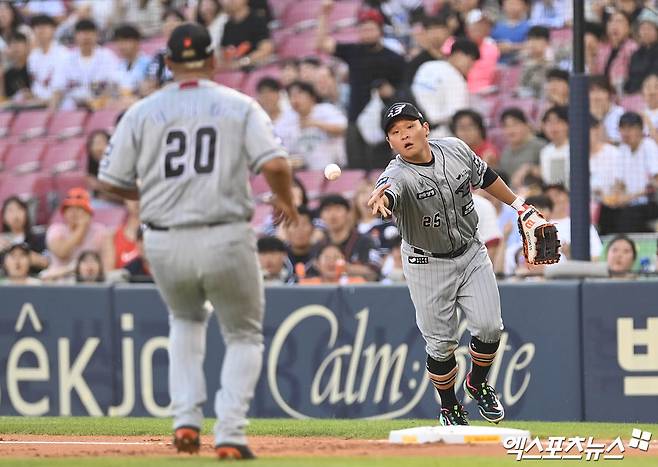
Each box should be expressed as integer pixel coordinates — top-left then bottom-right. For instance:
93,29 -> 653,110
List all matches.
28,42 -> 70,100
590,143 -> 621,197
118,53 -> 151,93
21,0 -> 66,17
552,217 -> 603,260
412,60 -> 469,137
274,103 -> 347,170
603,104 -> 625,143
645,107 -> 658,132
73,1 -> 115,32
473,194 -> 502,245
51,46 -> 121,110
530,0 -> 572,29
540,142 -> 569,186
612,137 -> 658,204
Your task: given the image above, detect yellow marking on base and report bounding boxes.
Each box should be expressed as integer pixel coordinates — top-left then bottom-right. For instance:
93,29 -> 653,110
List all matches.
463,435 -> 502,443
401,435 -> 418,444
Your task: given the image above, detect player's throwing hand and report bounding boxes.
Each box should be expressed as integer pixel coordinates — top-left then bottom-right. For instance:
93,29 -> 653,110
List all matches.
367,182 -> 392,217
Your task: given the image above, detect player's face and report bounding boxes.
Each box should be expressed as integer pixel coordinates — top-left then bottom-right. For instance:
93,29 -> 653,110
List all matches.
607,239 -> 635,274
386,119 -> 429,157
4,249 -> 30,280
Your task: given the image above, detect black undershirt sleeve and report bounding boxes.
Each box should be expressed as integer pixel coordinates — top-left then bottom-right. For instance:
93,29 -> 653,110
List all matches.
481,167 -> 498,189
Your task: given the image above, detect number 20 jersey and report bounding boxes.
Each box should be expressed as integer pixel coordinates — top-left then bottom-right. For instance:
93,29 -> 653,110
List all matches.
98,79 -> 287,228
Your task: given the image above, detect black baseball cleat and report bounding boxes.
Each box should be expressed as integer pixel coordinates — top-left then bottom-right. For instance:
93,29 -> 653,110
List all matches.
463,373 -> 505,423
438,404 -> 469,426
173,426 -> 201,454
216,443 -> 256,460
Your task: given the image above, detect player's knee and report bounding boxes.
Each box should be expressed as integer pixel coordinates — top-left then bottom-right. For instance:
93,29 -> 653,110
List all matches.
427,340 -> 458,362
474,323 -> 503,344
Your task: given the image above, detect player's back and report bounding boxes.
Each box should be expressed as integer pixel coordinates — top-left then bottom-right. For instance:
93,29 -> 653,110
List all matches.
110,79 -> 282,228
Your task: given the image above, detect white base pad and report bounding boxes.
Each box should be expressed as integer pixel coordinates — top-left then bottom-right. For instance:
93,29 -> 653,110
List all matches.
389,425 -> 530,445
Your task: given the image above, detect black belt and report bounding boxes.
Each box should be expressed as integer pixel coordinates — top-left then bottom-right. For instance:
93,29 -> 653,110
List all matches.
145,220 -> 227,231
412,242 -> 469,259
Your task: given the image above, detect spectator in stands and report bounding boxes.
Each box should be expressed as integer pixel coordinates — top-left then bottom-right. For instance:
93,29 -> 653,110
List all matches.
28,14 -> 69,106
412,39 -> 480,137
113,24 -> 150,98
195,0 -> 227,50
284,205 -> 319,281
2,32 -> 31,103
625,8 -> 658,95
257,236 -> 294,284
473,192 -> 504,262
589,75 -> 625,143
450,109 -> 499,166
312,64 -> 343,107
599,0 -> 644,28
544,183 -> 603,260
299,243 -> 366,284
0,2 -> 30,52
121,226 -> 152,282
529,0 -> 572,29
380,235 -> 405,283
45,188 -> 112,274
598,111 -> 658,234
274,80 -> 347,170
642,73 -> 658,140
460,9 -> 499,93
518,25 -> 554,98
498,107 -> 545,179
434,0 -> 483,38
18,1 -> 66,22
606,234 -> 637,278
298,57 -> 322,83
260,176 -> 316,239
541,67 -> 569,112
318,194 -> 381,281
279,58 -> 299,87
316,2 -> 406,169
143,8 -> 185,93
595,10 -> 638,93
352,181 -> 397,250
0,196 -> 48,272
107,199 -> 140,269
491,0 -> 531,63
219,0 -> 273,70
50,19 -> 121,111
590,114 -> 622,201
540,105 -> 570,186
85,129 -> 121,205
115,0 -> 164,38
256,77 -> 284,125
75,250 -> 105,283
1,243 -> 40,285
405,14 -> 452,85
585,21 -> 605,73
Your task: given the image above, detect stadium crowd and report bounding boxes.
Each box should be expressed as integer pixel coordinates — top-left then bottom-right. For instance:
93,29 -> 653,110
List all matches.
1,0 -> 658,286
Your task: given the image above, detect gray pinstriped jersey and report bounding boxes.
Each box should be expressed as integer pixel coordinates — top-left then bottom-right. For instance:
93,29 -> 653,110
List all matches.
98,79 -> 287,227
377,137 -> 487,253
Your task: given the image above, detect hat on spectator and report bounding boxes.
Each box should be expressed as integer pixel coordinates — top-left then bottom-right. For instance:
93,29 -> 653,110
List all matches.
637,8 -> 658,29
257,236 -> 287,253
319,194 -> 351,213
75,19 -> 98,32
3,242 -> 30,256
166,22 -> 213,67
357,8 -> 385,27
383,102 -> 425,133
31,14 -> 56,27
60,187 -> 93,215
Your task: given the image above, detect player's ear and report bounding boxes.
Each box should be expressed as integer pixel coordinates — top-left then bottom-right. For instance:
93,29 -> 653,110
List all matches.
423,121 -> 430,137
207,54 -> 217,73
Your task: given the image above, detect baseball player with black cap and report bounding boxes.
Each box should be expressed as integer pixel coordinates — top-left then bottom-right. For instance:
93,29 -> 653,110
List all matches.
97,23 -> 297,460
368,102 -> 545,425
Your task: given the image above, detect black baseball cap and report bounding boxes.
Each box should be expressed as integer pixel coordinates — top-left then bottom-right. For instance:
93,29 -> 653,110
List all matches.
166,22 -> 213,66
383,102 -> 425,134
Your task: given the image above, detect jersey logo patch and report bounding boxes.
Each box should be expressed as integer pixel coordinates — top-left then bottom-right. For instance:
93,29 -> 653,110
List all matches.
455,178 -> 470,198
462,200 -> 475,216
416,188 -> 436,200
408,256 -> 429,264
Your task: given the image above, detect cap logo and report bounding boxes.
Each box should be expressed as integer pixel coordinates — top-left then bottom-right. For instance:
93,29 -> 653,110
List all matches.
183,37 -> 192,48
387,103 -> 407,119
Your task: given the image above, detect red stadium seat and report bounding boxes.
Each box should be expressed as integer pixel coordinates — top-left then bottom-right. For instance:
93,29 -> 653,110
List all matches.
241,65 -> 283,97
0,139 -> 12,170
493,96 -> 538,127
41,137 -> 87,174
295,169 -> 326,199
10,110 -> 51,139
48,110 -> 89,138
281,0 -> 323,29
52,171 -> 89,197
329,1 -> 360,28
0,112 -> 14,137
251,203 -> 272,232
270,0 -> 295,19
496,65 -> 523,93
0,172 -> 54,224
322,169 -> 365,198
140,36 -> 165,56
250,174 -> 271,199
2,139 -> 48,173
487,127 -> 507,154
213,70 -> 246,90
620,94 -> 645,113
332,26 -> 360,43
278,32 -> 320,58
92,205 -> 128,229
85,109 -> 121,134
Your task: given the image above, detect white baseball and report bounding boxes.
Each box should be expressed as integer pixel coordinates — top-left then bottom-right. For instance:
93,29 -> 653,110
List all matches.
324,163 -> 342,181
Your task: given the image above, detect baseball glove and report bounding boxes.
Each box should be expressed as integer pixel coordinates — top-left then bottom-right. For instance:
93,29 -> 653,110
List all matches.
517,205 -> 561,265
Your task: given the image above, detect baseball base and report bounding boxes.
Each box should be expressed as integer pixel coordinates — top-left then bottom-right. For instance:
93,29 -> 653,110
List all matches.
388,425 -> 530,445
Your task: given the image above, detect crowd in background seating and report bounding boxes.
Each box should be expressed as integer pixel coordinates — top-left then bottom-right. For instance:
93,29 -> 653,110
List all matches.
1,0 -> 658,285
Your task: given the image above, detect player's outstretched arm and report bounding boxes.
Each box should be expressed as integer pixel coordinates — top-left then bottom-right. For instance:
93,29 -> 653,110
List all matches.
367,183 -> 392,218
481,175 -> 517,207
261,157 -> 299,225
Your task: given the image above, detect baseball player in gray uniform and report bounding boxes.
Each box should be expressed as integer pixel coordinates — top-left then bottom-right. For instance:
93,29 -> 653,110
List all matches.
368,102 -> 534,426
97,23 -> 297,460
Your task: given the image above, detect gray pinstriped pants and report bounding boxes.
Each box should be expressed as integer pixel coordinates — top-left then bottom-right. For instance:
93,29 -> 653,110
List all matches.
401,239 -> 503,362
